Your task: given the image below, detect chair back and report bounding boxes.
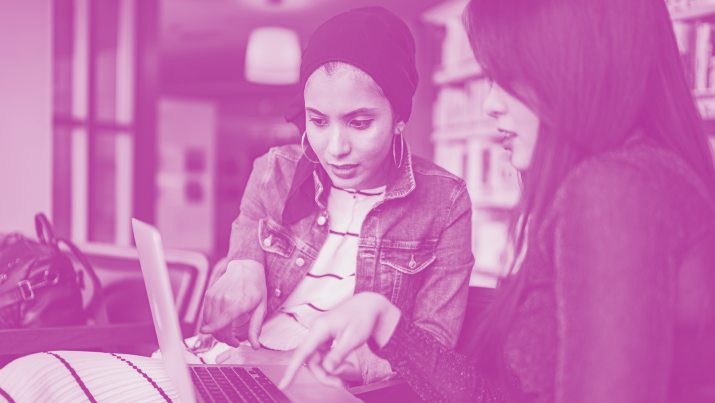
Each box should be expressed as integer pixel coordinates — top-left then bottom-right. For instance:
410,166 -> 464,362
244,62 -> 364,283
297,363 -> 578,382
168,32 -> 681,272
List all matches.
66,243 -> 209,337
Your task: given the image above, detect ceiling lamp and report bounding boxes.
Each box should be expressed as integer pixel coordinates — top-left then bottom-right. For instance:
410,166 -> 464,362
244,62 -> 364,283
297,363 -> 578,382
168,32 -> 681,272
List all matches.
239,0 -> 326,12
245,27 -> 301,85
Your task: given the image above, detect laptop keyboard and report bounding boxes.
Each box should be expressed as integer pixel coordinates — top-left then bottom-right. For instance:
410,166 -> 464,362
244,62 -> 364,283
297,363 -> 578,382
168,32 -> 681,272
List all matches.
190,366 -> 291,403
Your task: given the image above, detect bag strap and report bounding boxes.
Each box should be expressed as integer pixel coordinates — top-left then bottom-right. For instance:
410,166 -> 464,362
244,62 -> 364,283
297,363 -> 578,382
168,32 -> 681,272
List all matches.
35,213 -> 58,249
31,213 -> 109,325
0,259 -> 57,309
56,238 -> 109,326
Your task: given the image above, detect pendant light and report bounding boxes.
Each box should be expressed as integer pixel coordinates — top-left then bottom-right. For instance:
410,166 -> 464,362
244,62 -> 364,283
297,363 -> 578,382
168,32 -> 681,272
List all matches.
245,27 -> 301,85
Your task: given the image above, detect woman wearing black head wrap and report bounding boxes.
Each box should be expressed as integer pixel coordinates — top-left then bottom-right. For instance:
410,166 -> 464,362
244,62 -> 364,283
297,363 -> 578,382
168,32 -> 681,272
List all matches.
201,6 -> 474,386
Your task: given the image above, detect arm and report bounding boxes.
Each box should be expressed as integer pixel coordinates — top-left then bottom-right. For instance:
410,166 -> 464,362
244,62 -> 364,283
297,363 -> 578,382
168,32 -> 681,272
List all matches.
553,163 -> 674,403
201,154 -> 271,348
281,293 -> 507,403
410,184 -> 474,348
226,154 -> 270,266
366,184 -> 478,398
353,182 -> 475,383
372,316 -> 508,403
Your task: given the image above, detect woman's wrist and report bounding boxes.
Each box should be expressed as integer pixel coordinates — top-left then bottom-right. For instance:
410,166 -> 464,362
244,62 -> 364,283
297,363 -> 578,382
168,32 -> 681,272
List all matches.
226,259 -> 263,272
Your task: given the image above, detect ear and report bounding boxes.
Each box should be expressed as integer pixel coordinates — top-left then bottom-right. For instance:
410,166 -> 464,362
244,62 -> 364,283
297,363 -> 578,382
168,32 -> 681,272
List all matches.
393,120 -> 406,135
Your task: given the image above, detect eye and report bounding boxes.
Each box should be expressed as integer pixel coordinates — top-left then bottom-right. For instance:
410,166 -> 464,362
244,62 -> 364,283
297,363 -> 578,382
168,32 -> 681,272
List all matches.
309,117 -> 328,127
350,119 -> 373,130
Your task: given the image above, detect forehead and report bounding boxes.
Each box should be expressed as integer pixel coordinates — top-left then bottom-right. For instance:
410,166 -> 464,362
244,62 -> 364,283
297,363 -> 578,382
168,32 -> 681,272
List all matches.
304,66 -> 389,110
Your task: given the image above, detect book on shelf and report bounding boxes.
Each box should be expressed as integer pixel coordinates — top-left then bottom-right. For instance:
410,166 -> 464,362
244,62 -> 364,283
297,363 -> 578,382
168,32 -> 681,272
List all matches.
433,14 -> 482,84
670,0 -> 715,10
694,22 -> 711,91
666,0 -> 688,11
442,16 -> 477,72
433,86 -> 470,128
693,21 -> 715,94
433,78 -> 492,129
467,79 -> 490,121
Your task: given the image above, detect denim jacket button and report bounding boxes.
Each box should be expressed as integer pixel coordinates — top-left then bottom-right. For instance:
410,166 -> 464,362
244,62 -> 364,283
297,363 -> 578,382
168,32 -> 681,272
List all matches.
295,257 -> 305,267
263,237 -> 272,248
275,288 -> 281,297
317,216 -> 326,226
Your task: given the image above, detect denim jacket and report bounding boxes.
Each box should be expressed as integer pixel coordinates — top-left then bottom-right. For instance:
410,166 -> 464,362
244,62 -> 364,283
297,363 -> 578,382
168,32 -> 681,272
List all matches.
226,143 -> 474,384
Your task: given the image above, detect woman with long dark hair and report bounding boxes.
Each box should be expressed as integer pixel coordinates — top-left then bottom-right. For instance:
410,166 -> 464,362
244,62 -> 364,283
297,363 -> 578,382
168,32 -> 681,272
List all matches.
282,0 -> 715,401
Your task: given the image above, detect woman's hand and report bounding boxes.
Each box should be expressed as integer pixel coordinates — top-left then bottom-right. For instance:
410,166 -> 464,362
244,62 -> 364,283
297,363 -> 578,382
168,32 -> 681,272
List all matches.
279,292 -> 401,389
201,260 -> 267,349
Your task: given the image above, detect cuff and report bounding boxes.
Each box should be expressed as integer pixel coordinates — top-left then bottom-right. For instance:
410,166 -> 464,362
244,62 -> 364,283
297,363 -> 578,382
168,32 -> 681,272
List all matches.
368,315 -> 409,362
355,343 -> 398,384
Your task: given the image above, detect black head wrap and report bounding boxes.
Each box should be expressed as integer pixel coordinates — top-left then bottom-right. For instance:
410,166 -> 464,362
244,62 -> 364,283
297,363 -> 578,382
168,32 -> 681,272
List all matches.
284,6 -> 419,133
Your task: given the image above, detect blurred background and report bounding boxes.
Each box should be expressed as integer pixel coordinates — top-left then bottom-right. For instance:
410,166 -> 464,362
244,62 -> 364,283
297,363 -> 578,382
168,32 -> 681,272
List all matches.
1,0 -> 714,292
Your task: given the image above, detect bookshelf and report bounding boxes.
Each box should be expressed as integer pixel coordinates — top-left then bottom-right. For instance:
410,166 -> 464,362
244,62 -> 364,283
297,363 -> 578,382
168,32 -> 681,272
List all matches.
667,0 -> 715,156
420,0 -> 715,288
423,0 -> 519,287
669,0 -> 715,20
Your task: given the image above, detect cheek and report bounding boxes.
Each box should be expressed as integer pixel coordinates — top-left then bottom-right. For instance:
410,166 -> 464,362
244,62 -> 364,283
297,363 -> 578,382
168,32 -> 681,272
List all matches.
306,131 -> 328,155
517,134 -> 537,155
512,133 -> 538,170
515,118 -> 539,161
358,130 -> 393,163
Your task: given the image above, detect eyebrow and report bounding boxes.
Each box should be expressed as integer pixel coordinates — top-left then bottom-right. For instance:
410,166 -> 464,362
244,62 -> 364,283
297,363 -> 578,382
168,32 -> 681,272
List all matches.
305,107 -> 380,118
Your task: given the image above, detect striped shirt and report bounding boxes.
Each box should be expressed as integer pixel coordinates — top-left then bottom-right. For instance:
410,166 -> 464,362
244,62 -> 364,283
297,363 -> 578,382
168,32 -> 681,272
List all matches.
259,185 -> 386,351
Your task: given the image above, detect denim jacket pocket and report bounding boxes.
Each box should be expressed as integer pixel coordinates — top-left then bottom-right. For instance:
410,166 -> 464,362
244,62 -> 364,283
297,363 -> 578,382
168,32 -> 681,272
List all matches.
258,218 -> 296,258
380,240 -> 438,274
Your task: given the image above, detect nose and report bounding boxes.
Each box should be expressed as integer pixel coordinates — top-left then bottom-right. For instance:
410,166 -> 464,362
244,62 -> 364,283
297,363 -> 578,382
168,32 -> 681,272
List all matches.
483,84 -> 506,119
326,124 -> 351,159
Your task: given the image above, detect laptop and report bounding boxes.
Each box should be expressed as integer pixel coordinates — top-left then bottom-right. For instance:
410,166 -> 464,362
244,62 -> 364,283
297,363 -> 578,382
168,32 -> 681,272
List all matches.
132,218 -> 362,403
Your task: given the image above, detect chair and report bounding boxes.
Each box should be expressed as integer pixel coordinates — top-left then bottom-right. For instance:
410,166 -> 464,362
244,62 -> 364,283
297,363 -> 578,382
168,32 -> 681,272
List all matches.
0,242 -> 210,363
76,242 -> 210,336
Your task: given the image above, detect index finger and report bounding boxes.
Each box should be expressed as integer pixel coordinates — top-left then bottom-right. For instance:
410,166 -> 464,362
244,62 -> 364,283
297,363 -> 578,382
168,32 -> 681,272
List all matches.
279,324 -> 333,389
201,292 -> 215,327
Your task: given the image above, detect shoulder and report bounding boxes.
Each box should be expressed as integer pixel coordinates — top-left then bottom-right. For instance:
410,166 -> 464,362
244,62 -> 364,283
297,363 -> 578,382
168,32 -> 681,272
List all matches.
408,155 -> 471,212
270,144 -> 303,162
250,145 -> 303,195
556,149 -> 647,207
411,154 -> 467,190
252,145 -> 301,176
255,144 -> 302,166
558,139 -> 705,203
550,139 -> 713,232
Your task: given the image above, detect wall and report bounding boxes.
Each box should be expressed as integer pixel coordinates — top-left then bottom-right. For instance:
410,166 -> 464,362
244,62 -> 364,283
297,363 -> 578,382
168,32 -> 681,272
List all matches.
0,1 -> 52,236
156,98 -> 216,254
214,91 -> 300,259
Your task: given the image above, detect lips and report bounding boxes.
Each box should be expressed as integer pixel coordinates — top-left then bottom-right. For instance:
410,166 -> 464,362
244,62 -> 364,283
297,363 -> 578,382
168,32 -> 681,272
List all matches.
498,129 -> 517,151
329,164 -> 359,179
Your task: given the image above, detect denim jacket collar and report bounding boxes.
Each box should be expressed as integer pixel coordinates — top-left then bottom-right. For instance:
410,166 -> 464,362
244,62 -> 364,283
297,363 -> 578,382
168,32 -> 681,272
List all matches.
281,141 -> 416,225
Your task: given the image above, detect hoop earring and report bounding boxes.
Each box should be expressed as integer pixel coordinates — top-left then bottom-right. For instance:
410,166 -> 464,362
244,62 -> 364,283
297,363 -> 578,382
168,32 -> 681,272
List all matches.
301,132 -> 320,164
392,131 -> 404,168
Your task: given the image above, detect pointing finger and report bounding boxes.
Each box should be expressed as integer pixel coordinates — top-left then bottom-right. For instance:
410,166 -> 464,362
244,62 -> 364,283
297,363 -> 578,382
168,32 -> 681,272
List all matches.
280,324 -> 332,389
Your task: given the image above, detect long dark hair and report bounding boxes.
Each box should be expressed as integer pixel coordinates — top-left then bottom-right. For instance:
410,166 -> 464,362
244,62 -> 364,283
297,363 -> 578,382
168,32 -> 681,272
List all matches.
462,0 -> 715,396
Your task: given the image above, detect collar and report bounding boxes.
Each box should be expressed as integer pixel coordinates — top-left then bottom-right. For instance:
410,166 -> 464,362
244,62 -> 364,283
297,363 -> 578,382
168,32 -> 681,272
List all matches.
281,141 -> 416,225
